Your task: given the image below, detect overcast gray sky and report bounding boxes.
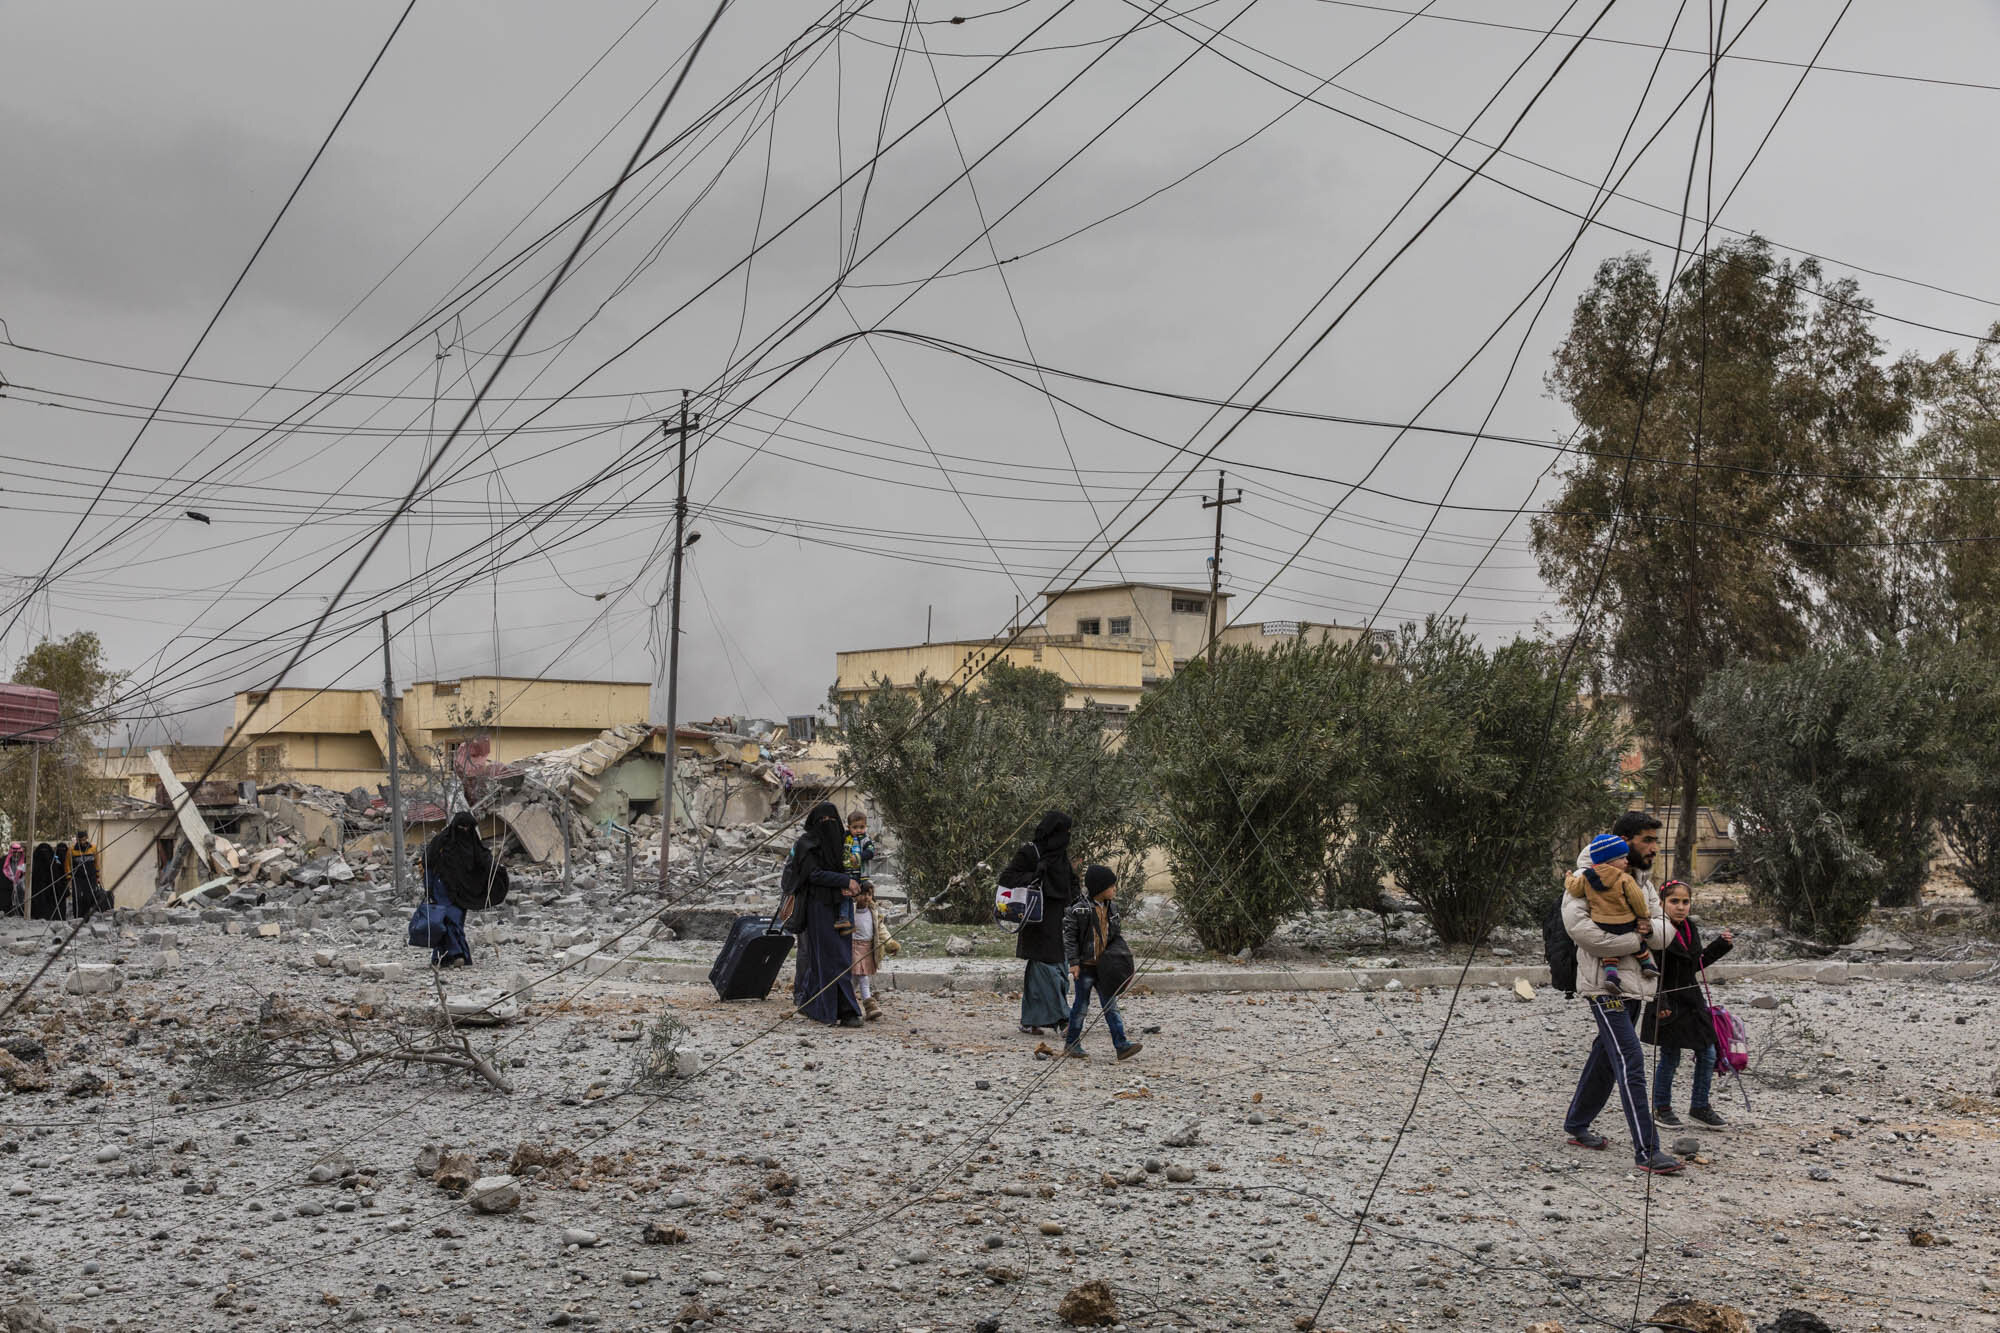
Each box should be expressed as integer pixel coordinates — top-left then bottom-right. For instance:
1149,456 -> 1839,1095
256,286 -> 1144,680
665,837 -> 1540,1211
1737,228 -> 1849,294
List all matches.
5,0 -> 1998,745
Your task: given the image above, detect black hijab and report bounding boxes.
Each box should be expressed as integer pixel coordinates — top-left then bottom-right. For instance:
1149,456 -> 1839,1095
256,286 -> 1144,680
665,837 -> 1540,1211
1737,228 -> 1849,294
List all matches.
1031,810 -> 1076,904
804,801 -> 847,871
29,843 -> 59,920
997,841 -> 1040,888
425,812 -> 509,911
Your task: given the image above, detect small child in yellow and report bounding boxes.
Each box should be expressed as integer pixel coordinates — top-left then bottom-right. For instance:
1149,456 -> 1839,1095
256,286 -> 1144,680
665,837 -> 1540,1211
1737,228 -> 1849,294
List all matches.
1566,834 -> 1659,994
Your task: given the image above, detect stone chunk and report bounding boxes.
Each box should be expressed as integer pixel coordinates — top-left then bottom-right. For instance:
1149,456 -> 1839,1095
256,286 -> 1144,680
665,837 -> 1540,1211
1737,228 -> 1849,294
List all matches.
1649,1300 -> 1752,1333
62,964 -> 123,996
945,936 -> 975,957
360,961 -> 404,982
1513,978 -> 1536,1001
134,951 -> 177,978
1057,1279 -> 1119,1327
467,1176 -> 520,1214
432,1153 -> 478,1193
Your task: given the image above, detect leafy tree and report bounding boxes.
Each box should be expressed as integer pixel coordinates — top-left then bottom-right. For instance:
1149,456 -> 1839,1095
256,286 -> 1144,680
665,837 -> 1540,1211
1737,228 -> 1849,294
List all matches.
834,662 -> 1135,923
1364,620 -> 1627,947
1935,644 -> 2000,904
1,632 -> 125,842
1884,327 -> 2000,646
1696,646 -> 1971,942
1125,638 -> 1379,955
1532,238 -> 1917,878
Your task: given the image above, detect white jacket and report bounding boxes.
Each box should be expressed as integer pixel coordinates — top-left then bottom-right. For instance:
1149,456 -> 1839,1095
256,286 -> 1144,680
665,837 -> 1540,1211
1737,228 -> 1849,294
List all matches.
1564,851 -> 1666,1000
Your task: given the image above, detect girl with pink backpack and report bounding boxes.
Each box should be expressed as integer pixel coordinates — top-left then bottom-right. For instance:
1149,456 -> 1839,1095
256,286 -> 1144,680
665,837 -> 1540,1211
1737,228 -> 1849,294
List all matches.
1641,881 -> 1737,1128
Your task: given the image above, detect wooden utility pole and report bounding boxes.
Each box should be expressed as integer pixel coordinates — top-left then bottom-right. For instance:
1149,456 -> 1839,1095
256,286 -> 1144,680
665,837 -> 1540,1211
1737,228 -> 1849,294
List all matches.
1202,471 -> 1241,667
658,391 -> 695,890
380,615 -> 407,895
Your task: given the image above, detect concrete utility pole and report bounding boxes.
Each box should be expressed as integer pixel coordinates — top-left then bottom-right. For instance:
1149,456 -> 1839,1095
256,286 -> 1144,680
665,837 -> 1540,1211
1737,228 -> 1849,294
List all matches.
380,615 -> 407,896
658,391 -> 696,890
1202,470 -> 1241,667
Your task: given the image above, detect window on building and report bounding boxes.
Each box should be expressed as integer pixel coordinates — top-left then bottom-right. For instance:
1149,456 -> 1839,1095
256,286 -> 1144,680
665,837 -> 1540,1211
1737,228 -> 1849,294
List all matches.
1076,618 -> 1101,635
255,745 -> 283,773
1172,596 -> 1206,615
1108,616 -> 1132,636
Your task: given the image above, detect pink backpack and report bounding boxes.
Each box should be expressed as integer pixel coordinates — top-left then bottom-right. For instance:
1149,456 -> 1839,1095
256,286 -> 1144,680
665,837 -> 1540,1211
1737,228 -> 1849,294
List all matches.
1697,943 -> 1749,1071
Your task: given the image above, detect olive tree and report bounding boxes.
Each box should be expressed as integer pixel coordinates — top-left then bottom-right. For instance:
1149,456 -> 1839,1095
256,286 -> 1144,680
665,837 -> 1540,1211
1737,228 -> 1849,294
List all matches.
1696,646 -> 1972,942
1125,637 -> 1380,955
835,660 -> 1136,923
1363,620 -> 1627,947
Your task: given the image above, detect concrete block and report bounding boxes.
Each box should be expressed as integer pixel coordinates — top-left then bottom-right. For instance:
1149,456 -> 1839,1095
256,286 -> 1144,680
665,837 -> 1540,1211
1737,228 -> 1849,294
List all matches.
135,951 -> 178,977
63,964 -> 125,996
312,949 -> 338,969
360,961 -> 404,983
352,984 -> 388,1007
255,923 -> 281,939
1811,962 -> 1849,985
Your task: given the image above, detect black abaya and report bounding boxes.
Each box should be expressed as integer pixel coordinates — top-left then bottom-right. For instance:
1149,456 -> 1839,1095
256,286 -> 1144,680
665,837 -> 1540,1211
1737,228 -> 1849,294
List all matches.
29,843 -> 60,920
790,803 -> 860,1025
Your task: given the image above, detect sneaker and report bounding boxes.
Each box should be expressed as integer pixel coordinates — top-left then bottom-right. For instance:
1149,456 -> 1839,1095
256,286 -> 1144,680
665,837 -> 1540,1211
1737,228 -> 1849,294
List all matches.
1115,1042 -> 1143,1062
1652,1106 -> 1683,1128
1638,1151 -> 1684,1175
1565,1130 -> 1609,1150
1064,1046 -> 1087,1060
1689,1107 -> 1726,1128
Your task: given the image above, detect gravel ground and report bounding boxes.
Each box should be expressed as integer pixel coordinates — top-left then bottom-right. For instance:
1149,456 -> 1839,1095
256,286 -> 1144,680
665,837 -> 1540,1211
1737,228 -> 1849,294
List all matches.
2,912 -> 1998,1333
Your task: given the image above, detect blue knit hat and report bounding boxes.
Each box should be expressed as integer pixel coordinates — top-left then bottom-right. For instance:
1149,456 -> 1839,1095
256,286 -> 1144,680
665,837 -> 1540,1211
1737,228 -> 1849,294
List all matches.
1587,834 -> 1630,865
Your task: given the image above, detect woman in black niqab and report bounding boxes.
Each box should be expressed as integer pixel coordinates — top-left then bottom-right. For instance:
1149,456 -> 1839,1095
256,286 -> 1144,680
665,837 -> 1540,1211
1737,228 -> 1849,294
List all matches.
29,843 -> 61,920
425,812 -> 510,911
1013,810 -> 1076,1033
413,813 -> 505,967
789,801 -> 863,1027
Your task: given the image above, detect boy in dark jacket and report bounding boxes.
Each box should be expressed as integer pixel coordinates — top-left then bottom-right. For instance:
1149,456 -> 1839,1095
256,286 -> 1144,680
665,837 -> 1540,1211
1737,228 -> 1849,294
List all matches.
1642,880 -> 1735,1127
1061,866 -> 1142,1062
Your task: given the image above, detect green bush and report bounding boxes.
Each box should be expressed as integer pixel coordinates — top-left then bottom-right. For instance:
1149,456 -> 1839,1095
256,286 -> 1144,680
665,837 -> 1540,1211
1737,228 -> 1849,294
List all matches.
1367,619 -> 1626,947
835,660 -> 1137,923
1126,638 -> 1379,955
1696,646 -> 1972,942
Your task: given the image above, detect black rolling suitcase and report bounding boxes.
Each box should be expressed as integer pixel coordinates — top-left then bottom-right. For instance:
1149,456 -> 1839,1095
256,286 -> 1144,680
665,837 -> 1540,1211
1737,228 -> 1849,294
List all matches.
709,915 -> 793,1001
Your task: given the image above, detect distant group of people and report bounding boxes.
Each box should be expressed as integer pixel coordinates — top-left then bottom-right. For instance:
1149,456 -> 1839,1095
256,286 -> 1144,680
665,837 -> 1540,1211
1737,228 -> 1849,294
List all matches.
1562,810 -> 1735,1175
1006,810 -> 1141,1061
2,834 -> 106,920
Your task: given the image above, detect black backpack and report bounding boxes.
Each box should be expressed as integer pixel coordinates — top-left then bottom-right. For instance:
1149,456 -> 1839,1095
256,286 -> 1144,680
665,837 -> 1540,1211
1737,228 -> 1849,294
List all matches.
1542,891 -> 1578,996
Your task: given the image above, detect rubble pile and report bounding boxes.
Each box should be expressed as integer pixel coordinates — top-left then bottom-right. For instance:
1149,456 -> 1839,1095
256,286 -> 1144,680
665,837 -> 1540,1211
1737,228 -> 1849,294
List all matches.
121,719 -> 886,947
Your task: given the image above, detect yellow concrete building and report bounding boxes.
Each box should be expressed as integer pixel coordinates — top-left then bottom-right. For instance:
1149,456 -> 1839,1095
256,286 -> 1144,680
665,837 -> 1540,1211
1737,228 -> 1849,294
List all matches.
229,676 -> 654,789
833,639 -> 1149,715
1036,583 -> 1226,672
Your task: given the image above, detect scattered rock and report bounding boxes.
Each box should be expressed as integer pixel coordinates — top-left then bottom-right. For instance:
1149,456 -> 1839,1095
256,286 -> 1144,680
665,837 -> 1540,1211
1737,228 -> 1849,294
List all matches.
1750,995 -> 1781,1010
1524,1323 -> 1566,1333
1037,1220 -> 1064,1236
1650,1300 -> 1753,1333
1162,1125 -> 1201,1149
413,1145 -> 445,1177
467,1176 -> 520,1214
93,1146 -> 122,1165
432,1153 -> 478,1194
62,964 -> 123,996
1512,978 -> 1535,1001
945,936 -> 975,957
1757,1313 -> 1836,1333
1164,1165 -> 1195,1184
640,1222 -> 687,1246
3,1295 -> 60,1333
1056,1280 -> 1119,1327
562,1228 -> 600,1248
1672,1137 -> 1702,1156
